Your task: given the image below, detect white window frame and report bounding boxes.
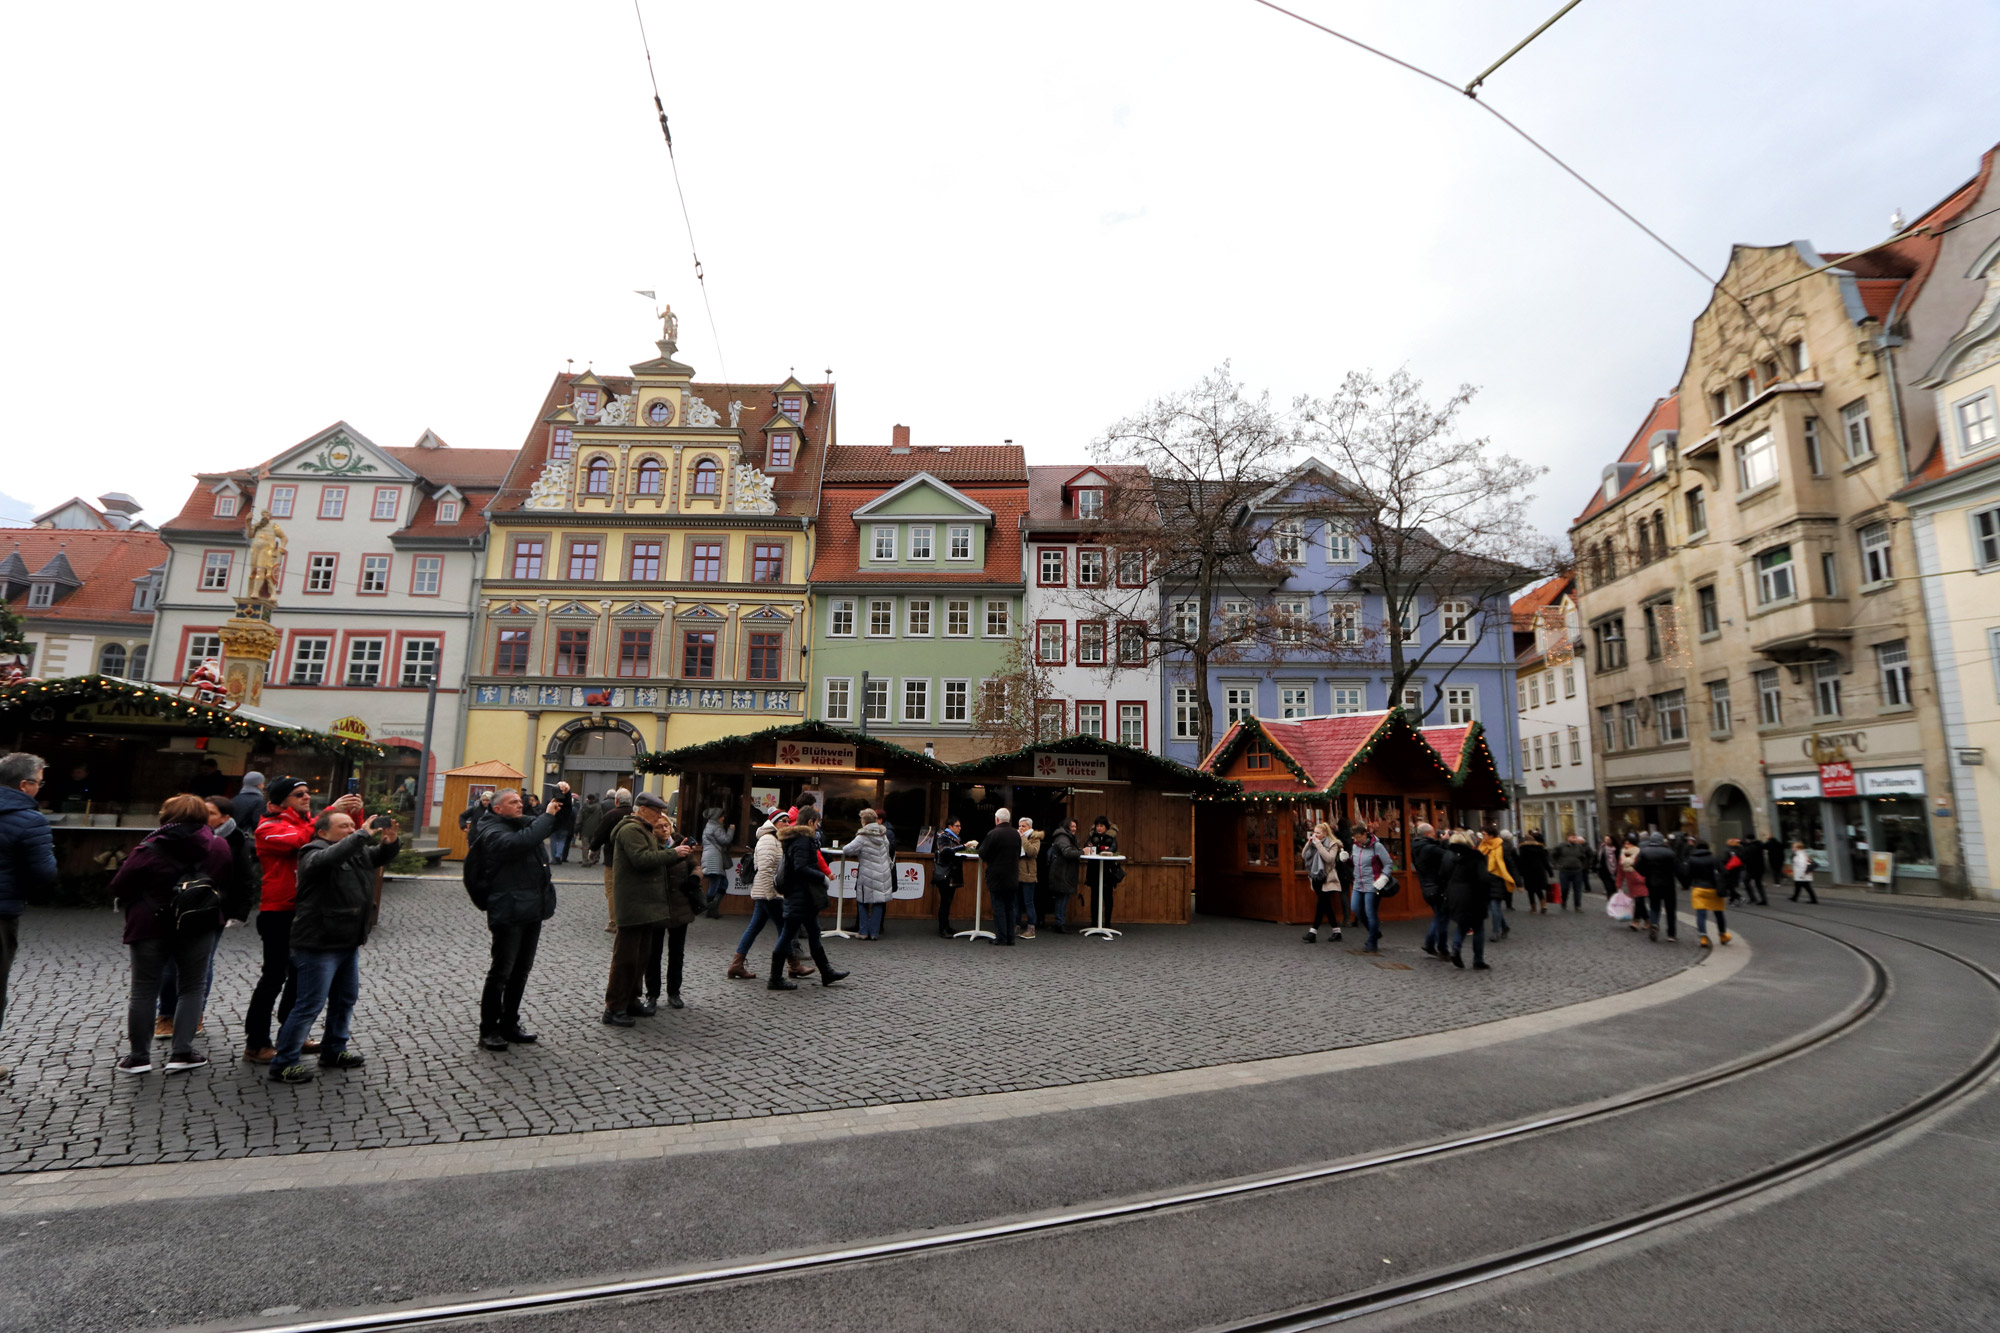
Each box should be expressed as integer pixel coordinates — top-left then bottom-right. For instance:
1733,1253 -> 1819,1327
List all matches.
1528,675 -> 1540,708
1076,488 -> 1105,520
1036,621 -> 1066,664
1533,736 -> 1545,769
1279,684 -> 1312,719
399,638 -> 439,687
1172,600 -> 1199,641
201,551 -> 233,592
1655,688 -> 1687,743
947,525 -> 973,561
867,598 -> 895,637
1813,660 -> 1842,717
1709,679 -> 1732,734
1077,621 -> 1106,665
290,636 -> 330,685
942,678 -> 970,724
829,598 -> 856,637
1445,686 -> 1476,725
1329,602 -> 1360,645
436,498 -> 459,524
1173,686 -> 1200,739
1440,599 -> 1472,644
908,525 -> 934,561
823,676 -> 852,722
345,637 -> 386,687
413,555 -> 442,595
1276,598 -> 1307,643
1275,519 -> 1303,564
1756,668 -> 1783,726
1859,522 -> 1893,586
1118,703 -> 1145,748
1076,702 -> 1105,738
1736,431 -> 1779,492
1224,685 -> 1256,724
28,583 -> 54,609
1076,548 -> 1105,587
1756,546 -> 1796,605
1398,603 -> 1421,644
213,492 -> 238,519
184,633 -> 223,678
306,553 -> 337,594
906,598 -> 933,637
1955,389 -> 1999,459
268,485 -> 296,518
1563,665 -> 1576,698
1326,522 -> 1356,563
945,599 -> 972,637
372,487 -> 400,521
1840,399 -> 1874,462
1974,506 -> 2000,571
863,677 -> 891,724
984,600 -> 1011,638
902,677 -> 930,723
1331,686 -> 1363,715
319,486 -> 347,520
1877,640 -> 1912,708
1568,725 -> 1582,764
1039,547 -> 1066,585
360,554 -> 391,594
871,526 -> 897,562
1804,417 -> 1826,476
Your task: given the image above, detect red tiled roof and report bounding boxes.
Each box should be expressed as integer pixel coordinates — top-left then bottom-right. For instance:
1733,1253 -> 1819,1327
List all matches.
1420,724 -> 1473,773
1510,573 -> 1573,629
160,476 -> 256,535
822,445 -> 1025,485
384,445 -> 517,489
1,529 -> 166,627
1572,394 -> 1678,527
809,485 -> 1029,583
1854,278 -> 1907,322
1258,713 -> 1395,788
488,375 -> 832,518
1024,464 -> 1150,522
397,488 -> 497,540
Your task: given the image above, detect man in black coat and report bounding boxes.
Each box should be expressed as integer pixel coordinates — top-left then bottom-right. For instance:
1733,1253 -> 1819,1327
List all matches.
1762,833 -> 1786,890
1738,835 -> 1767,904
1410,822 -> 1451,956
931,818 -> 964,937
767,809 -> 846,989
471,789 -> 560,1050
1633,832 -> 1682,941
269,807 -> 399,1084
979,808 -> 1023,946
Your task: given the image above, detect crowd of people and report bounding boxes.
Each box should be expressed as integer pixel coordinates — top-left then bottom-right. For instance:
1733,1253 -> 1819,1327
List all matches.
0,744 -> 1843,1085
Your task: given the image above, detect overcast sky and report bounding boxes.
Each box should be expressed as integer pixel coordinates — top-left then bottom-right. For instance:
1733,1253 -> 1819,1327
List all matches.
3,2 -> 1996,536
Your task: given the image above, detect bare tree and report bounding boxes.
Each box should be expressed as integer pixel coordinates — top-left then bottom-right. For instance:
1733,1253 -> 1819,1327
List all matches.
1082,366 -> 1307,757
1295,370 -> 1555,718
970,626 -> 1059,751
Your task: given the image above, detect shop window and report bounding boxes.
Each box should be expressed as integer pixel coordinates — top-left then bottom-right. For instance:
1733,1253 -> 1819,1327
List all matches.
1877,640 -> 1911,708
1244,813 -> 1280,867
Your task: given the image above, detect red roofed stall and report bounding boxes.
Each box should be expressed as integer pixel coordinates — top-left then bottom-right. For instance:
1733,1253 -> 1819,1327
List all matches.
1195,709 -> 1508,924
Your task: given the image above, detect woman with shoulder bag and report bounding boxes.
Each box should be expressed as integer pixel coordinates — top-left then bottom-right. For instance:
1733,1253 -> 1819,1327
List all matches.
111,794 -> 235,1075
1302,822 -> 1344,943
769,809 -> 849,990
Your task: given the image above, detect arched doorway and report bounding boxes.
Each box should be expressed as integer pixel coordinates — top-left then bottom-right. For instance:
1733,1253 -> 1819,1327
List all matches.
547,719 -> 643,803
1710,782 -> 1755,847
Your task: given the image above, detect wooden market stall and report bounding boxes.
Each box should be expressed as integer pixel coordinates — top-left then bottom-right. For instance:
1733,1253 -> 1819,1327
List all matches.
0,672 -> 384,899
1194,709 -> 1508,924
948,736 -> 1239,925
437,759 -> 528,860
639,721 -> 955,918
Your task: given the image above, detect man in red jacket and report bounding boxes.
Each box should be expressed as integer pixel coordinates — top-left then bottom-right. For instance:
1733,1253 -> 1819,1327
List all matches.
245,779 -> 361,1063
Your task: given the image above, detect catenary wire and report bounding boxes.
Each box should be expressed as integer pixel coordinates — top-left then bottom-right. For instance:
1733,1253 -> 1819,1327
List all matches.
632,0 -> 728,382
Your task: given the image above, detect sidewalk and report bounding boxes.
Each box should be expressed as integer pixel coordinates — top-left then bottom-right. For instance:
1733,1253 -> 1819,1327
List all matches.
1810,884 -> 2000,915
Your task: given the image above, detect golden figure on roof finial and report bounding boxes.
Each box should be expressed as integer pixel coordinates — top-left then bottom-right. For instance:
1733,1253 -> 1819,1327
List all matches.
660,303 -> 678,349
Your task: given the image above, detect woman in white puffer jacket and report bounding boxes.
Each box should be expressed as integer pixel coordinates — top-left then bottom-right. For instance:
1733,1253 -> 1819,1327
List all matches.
844,809 -> 896,939
726,813 -> 811,981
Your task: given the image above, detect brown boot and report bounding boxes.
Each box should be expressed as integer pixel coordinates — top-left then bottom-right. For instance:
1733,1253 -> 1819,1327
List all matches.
786,954 -> 817,979
726,953 -> 754,980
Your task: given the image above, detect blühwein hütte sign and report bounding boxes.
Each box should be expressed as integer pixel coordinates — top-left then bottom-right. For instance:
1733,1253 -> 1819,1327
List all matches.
775,741 -> 857,770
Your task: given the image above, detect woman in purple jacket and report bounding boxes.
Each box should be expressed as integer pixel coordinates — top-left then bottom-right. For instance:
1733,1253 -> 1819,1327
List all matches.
109,794 -> 234,1075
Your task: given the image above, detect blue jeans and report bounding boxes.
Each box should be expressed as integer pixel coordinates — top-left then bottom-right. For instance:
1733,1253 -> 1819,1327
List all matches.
1423,896 -> 1449,952
1452,919 -> 1486,965
704,873 -> 728,910
1019,882 -> 1037,929
1349,888 -> 1381,951
1489,898 -> 1508,935
548,829 -> 571,862
274,947 -> 359,1069
736,899 -> 794,955
857,902 -> 885,937
1559,868 -> 1588,909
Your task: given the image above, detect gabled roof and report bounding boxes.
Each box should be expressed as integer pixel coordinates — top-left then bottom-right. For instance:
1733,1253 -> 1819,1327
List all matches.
850,473 -> 995,519
384,444 -> 515,489
1511,573 -> 1573,629
821,444 -> 1025,484
263,422 -> 420,481
444,759 -> 527,779
1,529 -> 167,627
29,551 -> 80,587
636,720 -> 954,776
1024,464 -> 1154,526
1198,709 -> 1498,803
809,485 -> 1029,583
1572,394 -> 1679,527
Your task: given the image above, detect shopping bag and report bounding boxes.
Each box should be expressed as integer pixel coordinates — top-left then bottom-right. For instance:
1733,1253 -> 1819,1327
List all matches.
1607,890 -> 1634,922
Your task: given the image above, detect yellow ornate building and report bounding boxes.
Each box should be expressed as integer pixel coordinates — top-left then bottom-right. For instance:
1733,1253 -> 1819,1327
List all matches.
464,311 -> 830,799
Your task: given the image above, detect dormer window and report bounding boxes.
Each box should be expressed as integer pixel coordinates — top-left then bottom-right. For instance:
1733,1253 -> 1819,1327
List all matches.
437,498 -> 460,524
132,580 -> 157,613
768,432 -> 795,470
1075,488 -> 1104,520
214,493 -> 238,519
576,389 -> 599,418
780,394 -> 804,422
551,427 -> 573,461
1649,437 -> 1671,474
27,583 -> 53,609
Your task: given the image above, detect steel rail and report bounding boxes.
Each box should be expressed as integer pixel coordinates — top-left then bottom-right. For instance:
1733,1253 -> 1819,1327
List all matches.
1216,915 -> 2000,1329
216,930 -> 1887,1333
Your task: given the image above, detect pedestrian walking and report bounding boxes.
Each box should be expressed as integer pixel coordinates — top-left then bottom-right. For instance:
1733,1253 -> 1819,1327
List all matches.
980,808 -> 1022,946
112,795 -> 235,1074
604,792 -> 698,1024
1442,831 -> 1491,970
1302,821 -> 1344,943
1479,826 -> 1515,939
458,790 -> 493,839
1016,817 -> 1043,939
931,817 -> 964,937
1042,816 -> 1082,933
1412,821 -> 1449,956
1595,834 -> 1620,897
1762,832 -> 1787,891
1084,816 -> 1123,926
1618,834 -> 1648,933
1518,831 -> 1552,914
1684,838 -> 1731,947
700,806 -> 735,919
1789,842 -> 1819,902
1722,839 -> 1745,905
731,810 -> 812,979
575,793 -> 605,866
268,805 -> 398,1083
245,779 -> 358,1063
1635,831 -> 1681,941
768,808 -> 847,989
0,752 -> 55,1083
469,788 -> 561,1050
1350,826 -> 1394,955
1552,833 -> 1590,911
591,788 -> 633,932
545,782 -> 575,864
1737,834 -> 1766,903
843,808 -> 895,939
231,770 -> 267,834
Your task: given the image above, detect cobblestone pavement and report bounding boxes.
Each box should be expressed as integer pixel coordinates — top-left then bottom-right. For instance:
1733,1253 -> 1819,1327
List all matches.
0,875 -> 1691,1173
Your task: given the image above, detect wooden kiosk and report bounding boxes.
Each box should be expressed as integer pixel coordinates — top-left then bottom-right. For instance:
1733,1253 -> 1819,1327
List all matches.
438,759 -> 527,860
1194,709 -> 1508,924
947,736 -> 1239,925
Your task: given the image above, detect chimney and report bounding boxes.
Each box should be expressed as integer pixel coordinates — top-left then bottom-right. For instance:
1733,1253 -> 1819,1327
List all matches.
890,424 -> 911,454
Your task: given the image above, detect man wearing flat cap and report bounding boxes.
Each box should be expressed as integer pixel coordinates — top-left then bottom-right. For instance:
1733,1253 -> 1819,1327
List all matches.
603,791 -> 698,1025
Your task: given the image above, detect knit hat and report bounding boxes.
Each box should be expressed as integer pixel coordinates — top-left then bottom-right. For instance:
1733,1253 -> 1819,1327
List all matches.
240,771 -> 266,789
266,777 -> 305,805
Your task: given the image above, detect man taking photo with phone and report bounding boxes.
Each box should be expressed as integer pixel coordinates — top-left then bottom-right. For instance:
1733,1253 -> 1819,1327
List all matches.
269,806 -> 399,1084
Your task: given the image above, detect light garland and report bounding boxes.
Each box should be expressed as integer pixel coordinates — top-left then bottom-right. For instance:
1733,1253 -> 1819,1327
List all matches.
0,673 -> 382,759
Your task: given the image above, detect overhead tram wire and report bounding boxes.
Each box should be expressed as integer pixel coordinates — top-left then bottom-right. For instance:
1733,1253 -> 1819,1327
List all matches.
632,0 -> 727,383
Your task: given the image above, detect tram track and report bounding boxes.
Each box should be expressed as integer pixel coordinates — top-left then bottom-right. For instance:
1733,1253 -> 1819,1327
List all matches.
198,916 -> 1935,1333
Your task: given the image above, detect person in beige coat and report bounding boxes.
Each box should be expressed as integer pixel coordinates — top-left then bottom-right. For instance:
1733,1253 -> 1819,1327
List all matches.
1016,817 -> 1044,940
728,811 -> 812,981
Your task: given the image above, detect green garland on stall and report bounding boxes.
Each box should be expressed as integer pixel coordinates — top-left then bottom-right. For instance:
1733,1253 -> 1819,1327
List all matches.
950,732 -> 1239,797
0,673 -> 385,760
635,719 -> 954,776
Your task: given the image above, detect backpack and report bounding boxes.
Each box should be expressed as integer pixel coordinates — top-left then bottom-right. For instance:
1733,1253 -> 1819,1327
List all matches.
462,834 -> 493,910
169,865 -> 223,935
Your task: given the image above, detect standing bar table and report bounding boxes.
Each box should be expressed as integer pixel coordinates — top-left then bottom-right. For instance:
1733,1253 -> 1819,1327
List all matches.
954,849 -> 994,942
824,841 -> 857,939
1080,853 -> 1125,940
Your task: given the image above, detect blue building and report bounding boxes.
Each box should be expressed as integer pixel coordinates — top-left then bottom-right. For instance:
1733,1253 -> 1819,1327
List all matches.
1156,460 -> 1523,788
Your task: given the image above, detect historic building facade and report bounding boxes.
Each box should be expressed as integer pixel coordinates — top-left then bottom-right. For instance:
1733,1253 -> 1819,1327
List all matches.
1511,573 -> 1598,842
1574,177 -> 1981,888
464,314 -> 827,798
1020,464 -> 1162,753
1,528 -> 165,681
152,424 -> 511,823
807,432 -> 1027,763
